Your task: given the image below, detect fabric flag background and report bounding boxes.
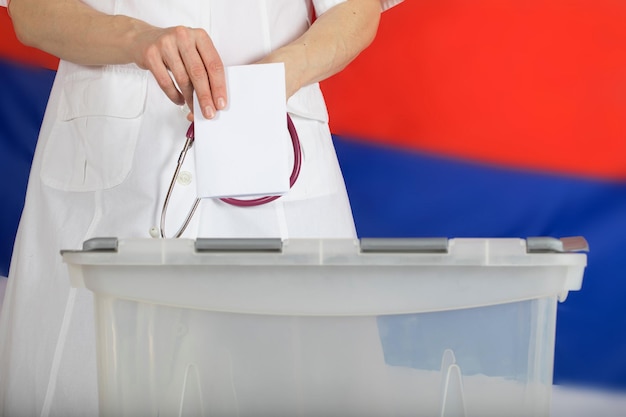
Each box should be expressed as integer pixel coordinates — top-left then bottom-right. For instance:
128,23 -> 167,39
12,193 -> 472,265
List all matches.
1,0 -> 626,391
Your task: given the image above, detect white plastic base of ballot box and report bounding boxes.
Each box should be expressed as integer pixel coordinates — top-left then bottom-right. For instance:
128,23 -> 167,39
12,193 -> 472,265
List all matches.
61,237 -> 588,417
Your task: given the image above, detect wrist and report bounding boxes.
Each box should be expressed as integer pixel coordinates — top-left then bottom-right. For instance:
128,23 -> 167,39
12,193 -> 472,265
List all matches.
117,15 -> 155,66
259,44 -> 307,99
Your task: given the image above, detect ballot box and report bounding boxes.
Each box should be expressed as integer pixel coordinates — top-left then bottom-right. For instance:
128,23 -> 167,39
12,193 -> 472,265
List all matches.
62,237 -> 588,417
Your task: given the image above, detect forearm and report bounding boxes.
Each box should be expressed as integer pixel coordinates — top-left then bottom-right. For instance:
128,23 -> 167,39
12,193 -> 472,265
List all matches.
8,0 -> 148,66
8,0 -> 227,118
260,0 -> 382,97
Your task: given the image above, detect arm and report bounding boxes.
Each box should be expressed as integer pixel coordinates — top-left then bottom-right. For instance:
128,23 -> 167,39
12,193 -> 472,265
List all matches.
8,0 -> 226,119
258,0 -> 382,98
8,0 -> 382,118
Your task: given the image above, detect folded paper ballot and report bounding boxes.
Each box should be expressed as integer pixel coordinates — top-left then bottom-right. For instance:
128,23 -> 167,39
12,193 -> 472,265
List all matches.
193,63 -> 290,199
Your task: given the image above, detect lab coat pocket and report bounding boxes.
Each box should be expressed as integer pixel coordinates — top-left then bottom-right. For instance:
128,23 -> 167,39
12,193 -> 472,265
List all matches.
40,66 -> 148,191
281,116 -> 340,201
287,83 -> 329,123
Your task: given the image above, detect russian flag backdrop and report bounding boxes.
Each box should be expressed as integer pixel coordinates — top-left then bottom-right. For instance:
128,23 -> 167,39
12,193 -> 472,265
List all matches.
1,1 -> 625,390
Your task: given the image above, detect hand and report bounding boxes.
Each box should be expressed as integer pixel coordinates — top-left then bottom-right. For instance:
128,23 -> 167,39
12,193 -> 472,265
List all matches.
133,25 -> 227,120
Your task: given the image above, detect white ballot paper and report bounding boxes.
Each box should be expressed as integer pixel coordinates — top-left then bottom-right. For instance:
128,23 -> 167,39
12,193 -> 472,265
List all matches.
193,63 -> 290,199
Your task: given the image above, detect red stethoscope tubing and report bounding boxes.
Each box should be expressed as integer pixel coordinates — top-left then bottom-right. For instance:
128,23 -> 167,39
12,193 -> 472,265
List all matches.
220,114 -> 301,206
160,114 -> 301,238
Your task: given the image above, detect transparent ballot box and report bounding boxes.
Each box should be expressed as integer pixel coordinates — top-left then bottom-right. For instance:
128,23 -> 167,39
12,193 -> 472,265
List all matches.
62,237 -> 588,417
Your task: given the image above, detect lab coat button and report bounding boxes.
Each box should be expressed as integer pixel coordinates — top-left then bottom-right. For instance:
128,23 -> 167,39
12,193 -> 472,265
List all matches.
177,171 -> 192,186
149,227 -> 160,238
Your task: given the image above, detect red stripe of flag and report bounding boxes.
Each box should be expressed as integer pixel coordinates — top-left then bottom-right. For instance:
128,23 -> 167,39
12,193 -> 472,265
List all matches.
321,0 -> 626,180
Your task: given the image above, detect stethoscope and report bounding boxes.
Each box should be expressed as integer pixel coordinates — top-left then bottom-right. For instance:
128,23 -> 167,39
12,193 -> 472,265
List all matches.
160,115 -> 301,238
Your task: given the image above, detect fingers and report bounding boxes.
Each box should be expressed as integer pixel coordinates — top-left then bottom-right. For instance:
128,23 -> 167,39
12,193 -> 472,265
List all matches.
143,42 -> 185,106
177,28 -> 226,118
139,26 -> 227,119
171,26 -> 212,117
195,32 -> 227,112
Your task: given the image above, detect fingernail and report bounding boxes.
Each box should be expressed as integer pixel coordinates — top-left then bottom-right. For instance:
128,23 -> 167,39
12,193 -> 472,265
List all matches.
217,97 -> 226,110
204,106 -> 215,119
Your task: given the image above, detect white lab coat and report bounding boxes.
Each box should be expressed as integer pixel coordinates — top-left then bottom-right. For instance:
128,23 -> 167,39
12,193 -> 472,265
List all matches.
0,1 -> 402,416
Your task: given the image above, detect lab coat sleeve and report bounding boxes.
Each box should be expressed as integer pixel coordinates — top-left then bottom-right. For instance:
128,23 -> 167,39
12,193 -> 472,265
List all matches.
0,0 -> 8,8
380,0 -> 403,11
313,0 -> 403,16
